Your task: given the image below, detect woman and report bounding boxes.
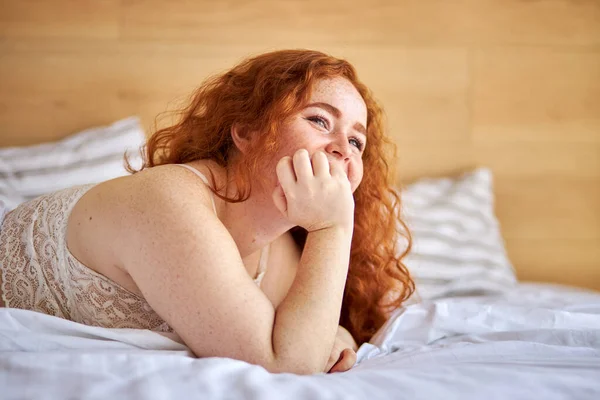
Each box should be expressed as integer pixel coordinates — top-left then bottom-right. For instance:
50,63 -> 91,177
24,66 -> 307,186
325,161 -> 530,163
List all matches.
0,49 -> 414,374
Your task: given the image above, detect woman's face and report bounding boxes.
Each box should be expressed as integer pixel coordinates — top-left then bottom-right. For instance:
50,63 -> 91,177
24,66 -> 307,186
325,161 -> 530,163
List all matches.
272,77 -> 368,193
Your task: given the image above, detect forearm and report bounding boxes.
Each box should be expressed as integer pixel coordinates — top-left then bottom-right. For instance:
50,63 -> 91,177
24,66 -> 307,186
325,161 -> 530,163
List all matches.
271,225 -> 353,374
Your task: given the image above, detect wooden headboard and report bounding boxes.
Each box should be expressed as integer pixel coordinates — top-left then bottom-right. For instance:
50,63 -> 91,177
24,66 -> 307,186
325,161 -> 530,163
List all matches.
1,0 -> 598,290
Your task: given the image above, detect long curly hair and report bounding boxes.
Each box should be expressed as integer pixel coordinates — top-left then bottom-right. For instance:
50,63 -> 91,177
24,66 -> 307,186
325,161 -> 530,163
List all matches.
128,49 -> 414,345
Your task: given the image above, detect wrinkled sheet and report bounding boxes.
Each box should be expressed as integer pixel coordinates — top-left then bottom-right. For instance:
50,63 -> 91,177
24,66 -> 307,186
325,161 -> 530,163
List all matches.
1,283 -> 599,400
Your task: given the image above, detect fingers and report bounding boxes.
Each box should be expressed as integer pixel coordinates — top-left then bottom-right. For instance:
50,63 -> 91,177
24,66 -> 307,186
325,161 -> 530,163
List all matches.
328,348 -> 357,374
279,149 -> 341,185
274,148 -> 354,232
324,344 -> 343,373
292,149 -> 313,182
276,156 -> 296,194
329,158 -> 347,180
311,151 -> 330,178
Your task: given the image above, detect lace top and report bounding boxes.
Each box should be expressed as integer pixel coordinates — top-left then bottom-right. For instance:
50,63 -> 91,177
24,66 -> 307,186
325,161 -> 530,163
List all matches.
0,165 -> 269,331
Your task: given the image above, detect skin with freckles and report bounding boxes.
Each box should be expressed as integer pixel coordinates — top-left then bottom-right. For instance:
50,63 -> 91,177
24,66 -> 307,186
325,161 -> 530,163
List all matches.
57,76 -> 365,374
268,76 -> 367,194
184,76 -> 368,283
1,50 -> 414,375
185,78 -> 367,372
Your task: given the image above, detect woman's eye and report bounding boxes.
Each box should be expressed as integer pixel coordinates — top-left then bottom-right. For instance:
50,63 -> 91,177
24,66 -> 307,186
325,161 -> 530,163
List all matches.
307,116 -> 329,130
349,138 -> 364,151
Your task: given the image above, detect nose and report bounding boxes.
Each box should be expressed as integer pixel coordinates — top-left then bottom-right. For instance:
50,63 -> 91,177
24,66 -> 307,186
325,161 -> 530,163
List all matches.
324,138 -> 351,176
325,136 -> 352,161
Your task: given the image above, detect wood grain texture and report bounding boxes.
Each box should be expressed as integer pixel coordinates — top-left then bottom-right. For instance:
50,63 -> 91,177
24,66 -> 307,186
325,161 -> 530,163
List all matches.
118,0 -> 600,47
472,48 -> 600,142
0,0 -> 598,290
0,0 -> 120,39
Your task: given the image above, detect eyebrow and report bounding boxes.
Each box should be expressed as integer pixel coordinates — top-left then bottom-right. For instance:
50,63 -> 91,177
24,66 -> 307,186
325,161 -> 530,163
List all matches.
305,102 -> 367,137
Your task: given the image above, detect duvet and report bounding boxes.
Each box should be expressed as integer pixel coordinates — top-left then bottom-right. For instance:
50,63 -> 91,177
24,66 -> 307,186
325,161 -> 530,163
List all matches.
1,283 -> 599,400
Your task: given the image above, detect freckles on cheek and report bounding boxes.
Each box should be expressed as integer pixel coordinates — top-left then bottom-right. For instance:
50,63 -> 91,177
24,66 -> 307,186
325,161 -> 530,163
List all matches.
278,135 -> 304,155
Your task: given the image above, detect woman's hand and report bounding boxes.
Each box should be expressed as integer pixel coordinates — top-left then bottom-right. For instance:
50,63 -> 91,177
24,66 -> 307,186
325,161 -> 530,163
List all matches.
325,325 -> 358,373
272,149 -> 355,233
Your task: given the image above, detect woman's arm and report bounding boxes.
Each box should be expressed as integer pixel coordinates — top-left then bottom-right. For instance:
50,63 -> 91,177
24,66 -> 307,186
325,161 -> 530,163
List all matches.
111,155 -> 353,374
270,149 -> 356,372
272,226 -> 352,372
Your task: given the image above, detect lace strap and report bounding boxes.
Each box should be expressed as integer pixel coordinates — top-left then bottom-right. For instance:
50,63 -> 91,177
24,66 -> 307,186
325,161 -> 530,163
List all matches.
173,164 -> 217,215
254,243 -> 270,287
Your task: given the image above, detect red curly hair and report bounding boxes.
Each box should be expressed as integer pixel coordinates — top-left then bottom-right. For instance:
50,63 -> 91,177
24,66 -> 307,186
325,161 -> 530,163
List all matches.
128,49 -> 414,345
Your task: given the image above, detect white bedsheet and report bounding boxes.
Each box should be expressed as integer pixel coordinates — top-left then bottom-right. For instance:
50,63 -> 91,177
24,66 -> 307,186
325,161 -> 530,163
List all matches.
1,283 -> 599,400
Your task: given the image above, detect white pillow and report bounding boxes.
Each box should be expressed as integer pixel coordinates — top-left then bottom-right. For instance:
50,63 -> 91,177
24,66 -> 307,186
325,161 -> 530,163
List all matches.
0,117 -> 145,210
400,168 -> 517,301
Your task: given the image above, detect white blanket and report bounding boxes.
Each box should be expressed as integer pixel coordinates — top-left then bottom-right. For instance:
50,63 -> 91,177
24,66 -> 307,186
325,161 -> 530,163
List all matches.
2,283 -> 599,400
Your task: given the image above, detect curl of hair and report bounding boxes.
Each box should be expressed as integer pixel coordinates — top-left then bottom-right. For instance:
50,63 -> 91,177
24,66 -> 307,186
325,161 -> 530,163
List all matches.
127,49 -> 414,345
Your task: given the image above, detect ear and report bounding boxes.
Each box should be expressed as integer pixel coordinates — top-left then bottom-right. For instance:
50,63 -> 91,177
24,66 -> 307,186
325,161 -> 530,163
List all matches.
230,123 -> 252,155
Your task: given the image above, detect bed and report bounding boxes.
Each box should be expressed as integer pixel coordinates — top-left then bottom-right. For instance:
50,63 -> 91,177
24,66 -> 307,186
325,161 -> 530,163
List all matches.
2,283 -> 599,399
1,118 -> 599,399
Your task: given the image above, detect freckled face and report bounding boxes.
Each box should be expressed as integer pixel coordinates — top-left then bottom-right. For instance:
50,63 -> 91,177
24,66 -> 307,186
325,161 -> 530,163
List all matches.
273,77 -> 368,192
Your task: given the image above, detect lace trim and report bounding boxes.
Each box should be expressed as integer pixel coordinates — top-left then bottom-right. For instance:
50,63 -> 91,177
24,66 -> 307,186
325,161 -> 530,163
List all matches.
0,185 -> 172,332
253,243 -> 270,287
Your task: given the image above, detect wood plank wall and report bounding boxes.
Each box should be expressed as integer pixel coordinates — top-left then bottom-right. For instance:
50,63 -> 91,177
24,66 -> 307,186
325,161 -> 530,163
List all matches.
0,0 -> 599,290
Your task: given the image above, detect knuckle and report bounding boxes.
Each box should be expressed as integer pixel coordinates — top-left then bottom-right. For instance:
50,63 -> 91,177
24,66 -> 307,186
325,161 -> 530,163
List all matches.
277,156 -> 291,168
294,148 -> 309,159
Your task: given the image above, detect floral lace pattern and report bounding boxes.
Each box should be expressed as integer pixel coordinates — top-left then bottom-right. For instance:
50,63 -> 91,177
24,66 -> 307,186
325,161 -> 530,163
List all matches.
0,185 -> 172,332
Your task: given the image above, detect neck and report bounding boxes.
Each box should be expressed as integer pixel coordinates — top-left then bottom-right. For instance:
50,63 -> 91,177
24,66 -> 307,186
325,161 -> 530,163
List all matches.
193,160 -> 294,259
221,190 -> 294,258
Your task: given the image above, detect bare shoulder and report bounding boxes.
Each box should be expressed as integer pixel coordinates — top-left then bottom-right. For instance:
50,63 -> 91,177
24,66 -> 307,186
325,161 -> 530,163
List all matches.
120,163 -> 218,213
108,164 -> 228,265
72,163 -> 218,219
67,163 -> 224,281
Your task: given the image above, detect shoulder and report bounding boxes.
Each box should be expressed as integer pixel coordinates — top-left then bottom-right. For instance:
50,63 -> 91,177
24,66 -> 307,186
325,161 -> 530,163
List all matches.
129,163 -> 218,206
72,164 -> 217,226
111,164 -> 241,276
114,163 -> 224,236
70,162 -> 229,268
